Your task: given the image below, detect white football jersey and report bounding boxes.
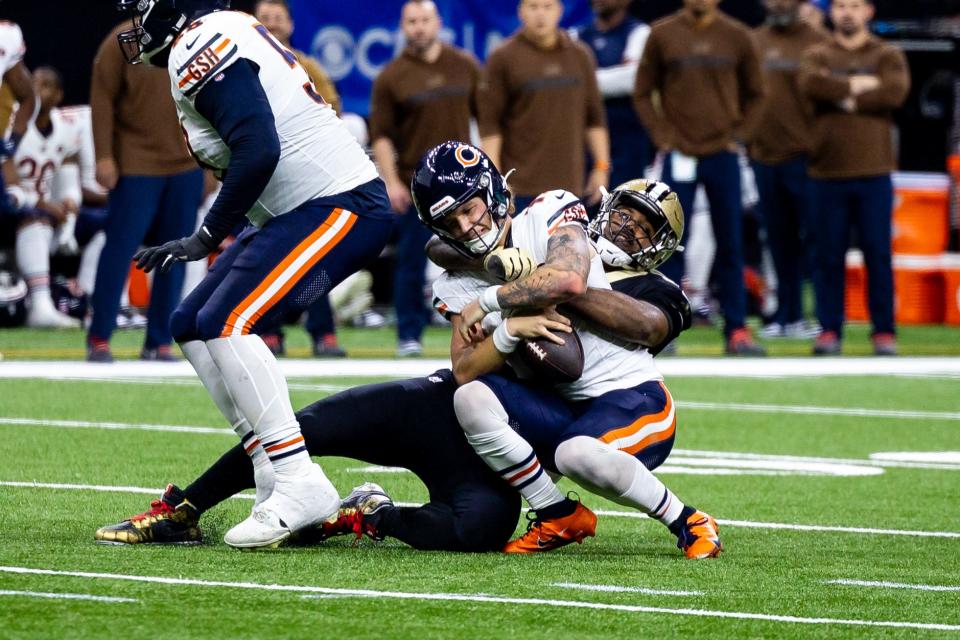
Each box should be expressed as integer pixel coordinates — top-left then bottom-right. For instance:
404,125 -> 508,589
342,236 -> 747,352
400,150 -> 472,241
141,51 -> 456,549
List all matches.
13,108 -> 84,204
0,21 -> 25,76
167,10 -> 378,227
433,191 -> 662,401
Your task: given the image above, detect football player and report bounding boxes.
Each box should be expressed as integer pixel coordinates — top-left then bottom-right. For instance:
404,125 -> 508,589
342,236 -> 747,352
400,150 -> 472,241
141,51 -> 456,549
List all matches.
0,18 -> 35,162
416,141 -> 721,558
8,67 -> 85,328
94,177 -> 701,552
114,0 -> 393,548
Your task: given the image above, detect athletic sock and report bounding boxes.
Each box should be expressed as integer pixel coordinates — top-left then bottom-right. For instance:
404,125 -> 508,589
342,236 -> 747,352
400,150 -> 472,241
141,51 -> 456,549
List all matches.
620,461 -> 685,527
16,221 -> 53,298
465,429 -> 565,511
668,505 -> 698,537
183,443 -> 255,515
536,497 -> 578,520
206,334 -> 312,474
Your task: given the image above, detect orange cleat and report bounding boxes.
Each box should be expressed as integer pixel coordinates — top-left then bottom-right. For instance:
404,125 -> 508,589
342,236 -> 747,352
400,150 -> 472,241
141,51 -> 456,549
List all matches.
676,510 -> 722,559
503,502 -> 597,554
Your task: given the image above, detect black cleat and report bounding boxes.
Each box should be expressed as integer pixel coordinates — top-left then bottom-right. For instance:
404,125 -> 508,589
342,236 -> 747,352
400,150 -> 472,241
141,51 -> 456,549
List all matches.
298,482 -> 393,545
95,484 -> 201,545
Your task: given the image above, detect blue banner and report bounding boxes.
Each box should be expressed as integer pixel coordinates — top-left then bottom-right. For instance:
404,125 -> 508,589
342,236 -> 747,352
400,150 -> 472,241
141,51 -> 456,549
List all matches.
289,0 -> 591,116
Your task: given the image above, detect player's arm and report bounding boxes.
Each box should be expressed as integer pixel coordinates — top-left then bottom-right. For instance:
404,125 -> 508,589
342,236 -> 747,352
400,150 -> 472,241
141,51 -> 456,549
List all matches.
564,288 -> 669,347
3,60 -> 34,149
449,310 -> 572,385
135,59 -> 281,273
426,236 -> 536,282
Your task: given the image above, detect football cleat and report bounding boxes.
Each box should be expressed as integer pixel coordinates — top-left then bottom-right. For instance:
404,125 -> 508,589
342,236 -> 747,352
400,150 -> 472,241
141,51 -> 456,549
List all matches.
301,482 -> 393,545
503,501 -> 597,554
872,332 -> 897,356
224,462 -> 339,550
676,510 -> 722,559
95,484 -> 201,545
725,328 -> 767,356
812,330 -> 841,356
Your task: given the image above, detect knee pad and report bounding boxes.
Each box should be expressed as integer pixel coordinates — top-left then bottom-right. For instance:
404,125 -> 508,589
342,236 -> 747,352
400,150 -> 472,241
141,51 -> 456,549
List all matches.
554,436 -> 629,492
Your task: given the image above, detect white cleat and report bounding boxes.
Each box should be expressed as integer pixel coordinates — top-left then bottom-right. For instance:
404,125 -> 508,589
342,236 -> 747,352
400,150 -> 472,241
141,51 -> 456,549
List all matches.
224,462 -> 339,550
27,302 -> 79,328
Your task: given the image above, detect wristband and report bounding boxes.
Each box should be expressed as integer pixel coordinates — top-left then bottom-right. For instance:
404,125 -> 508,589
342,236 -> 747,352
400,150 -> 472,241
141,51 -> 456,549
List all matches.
593,160 -> 611,172
492,321 -> 521,354
479,285 -> 502,313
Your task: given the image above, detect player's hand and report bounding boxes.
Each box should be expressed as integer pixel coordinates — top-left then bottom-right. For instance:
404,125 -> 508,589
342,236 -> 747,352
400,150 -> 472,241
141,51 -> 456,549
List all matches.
387,179 -> 412,214
506,308 -> 572,345
96,157 -> 119,191
458,299 -> 488,342
483,246 -> 536,282
583,168 -> 609,206
133,233 -> 215,274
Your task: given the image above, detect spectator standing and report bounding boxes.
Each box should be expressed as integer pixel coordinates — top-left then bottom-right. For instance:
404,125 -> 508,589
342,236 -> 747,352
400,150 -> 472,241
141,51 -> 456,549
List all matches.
799,0 -> 909,356
751,0 -> 827,338
478,0 -> 610,211
574,0 -> 653,188
254,0 -> 346,357
370,0 -> 480,357
634,0 -> 767,355
86,22 -> 203,362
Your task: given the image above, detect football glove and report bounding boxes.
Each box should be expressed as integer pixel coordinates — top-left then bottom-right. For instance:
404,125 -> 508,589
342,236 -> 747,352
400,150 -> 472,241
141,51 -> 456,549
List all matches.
483,246 -> 536,282
134,228 -> 218,274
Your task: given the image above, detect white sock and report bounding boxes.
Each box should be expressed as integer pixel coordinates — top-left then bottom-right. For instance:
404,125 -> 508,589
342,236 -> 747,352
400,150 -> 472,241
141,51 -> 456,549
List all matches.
555,436 -> 685,527
77,231 -> 106,295
16,222 -> 53,297
206,335 -> 311,475
181,340 -> 273,502
454,381 -> 565,511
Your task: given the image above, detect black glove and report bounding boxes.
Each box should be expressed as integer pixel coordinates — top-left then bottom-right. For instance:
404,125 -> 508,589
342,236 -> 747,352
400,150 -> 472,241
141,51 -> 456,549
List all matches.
133,230 -> 218,274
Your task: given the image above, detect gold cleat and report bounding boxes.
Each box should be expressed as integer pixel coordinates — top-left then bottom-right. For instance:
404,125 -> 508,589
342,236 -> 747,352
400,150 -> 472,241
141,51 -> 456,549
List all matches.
95,484 -> 202,545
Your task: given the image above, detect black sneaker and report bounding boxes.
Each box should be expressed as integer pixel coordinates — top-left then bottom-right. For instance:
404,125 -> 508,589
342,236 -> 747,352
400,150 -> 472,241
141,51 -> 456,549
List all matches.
86,338 -> 114,363
95,484 -> 201,545
312,337 -> 347,358
140,345 -> 179,362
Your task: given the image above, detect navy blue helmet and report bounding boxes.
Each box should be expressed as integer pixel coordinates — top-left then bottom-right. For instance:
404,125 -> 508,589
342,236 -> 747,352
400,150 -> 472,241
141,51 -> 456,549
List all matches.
116,0 -> 230,66
411,141 -> 511,257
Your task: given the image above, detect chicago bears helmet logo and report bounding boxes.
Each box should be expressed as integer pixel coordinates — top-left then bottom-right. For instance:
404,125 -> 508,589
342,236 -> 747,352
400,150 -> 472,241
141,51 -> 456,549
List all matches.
454,144 -> 480,168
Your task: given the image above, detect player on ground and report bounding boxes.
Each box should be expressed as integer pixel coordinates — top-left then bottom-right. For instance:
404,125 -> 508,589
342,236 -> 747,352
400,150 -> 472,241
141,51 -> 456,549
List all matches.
8,67 -> 85,328
416,141 -> 721,558
95,177 -> 708,555
114,0 -> 393,548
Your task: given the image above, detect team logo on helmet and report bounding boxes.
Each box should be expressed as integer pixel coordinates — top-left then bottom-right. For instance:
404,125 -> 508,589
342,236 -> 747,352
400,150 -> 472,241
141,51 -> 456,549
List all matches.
454,144 -> 480,168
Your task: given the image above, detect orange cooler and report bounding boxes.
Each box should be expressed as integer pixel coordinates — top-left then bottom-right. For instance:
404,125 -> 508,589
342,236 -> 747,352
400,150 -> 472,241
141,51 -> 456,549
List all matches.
891,172 -> 950,254
892,254 -> 944,325
943,254 -> 960,326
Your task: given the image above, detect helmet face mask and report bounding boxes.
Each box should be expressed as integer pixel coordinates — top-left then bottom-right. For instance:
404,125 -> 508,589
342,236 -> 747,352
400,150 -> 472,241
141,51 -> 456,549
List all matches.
115,0 -> 229,65
412,141 -> 512,258
590,179 -> 684,272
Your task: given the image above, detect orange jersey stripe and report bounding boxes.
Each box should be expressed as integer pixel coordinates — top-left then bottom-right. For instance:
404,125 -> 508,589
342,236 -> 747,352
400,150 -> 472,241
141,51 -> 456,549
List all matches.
220,209 -> 357,337
264,435 -> 304,453
214,38 -> 231,54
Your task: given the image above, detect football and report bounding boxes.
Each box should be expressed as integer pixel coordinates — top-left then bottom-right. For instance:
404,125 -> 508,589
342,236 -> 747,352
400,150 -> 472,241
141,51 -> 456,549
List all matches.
515,329 -> 584,384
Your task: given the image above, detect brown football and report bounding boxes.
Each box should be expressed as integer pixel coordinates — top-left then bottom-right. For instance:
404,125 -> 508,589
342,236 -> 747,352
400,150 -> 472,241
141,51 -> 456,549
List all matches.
515,330 -> 584,384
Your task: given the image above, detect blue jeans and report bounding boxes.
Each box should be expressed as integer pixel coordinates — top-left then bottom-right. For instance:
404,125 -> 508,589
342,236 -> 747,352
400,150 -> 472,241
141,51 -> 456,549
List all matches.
88,170 -> 203,348
393,204 -> 433,342
810,175 -> 894,338
661,150 -> 747,336
753,156 -> 814,325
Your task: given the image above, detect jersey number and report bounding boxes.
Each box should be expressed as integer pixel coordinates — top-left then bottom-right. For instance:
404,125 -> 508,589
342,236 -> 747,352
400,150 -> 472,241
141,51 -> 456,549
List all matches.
17,157 -> 55,196
252,23 -> 328,106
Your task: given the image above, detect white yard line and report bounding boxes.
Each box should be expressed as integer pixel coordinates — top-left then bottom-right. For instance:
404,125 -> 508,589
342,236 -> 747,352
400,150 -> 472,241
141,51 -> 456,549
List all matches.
676,402 -> 960,422
0,417 -> 233,436
2,480 -> 959,539
551,582 -> 703,597
827,579 -> 960,592
3,357 -> 960,379
0,566 -> 956,632
0,589 -> 137,603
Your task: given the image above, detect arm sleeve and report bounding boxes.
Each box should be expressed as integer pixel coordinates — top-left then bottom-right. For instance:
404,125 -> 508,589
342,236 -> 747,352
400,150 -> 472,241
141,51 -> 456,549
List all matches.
633,29 -> 676,150
368,74 -> 396,143
611,273 -> 691,353
581,45 -> 606,129
855,47 -> 911,113
90,31 -> 123,162
477,51 -> 509,138
799,47 -> 850,103
736,30 -> 767,142
192,58 -> 281,244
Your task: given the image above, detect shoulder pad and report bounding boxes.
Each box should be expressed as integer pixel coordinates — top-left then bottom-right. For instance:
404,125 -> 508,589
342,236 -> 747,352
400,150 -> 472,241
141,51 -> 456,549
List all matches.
169,14 -> 242,99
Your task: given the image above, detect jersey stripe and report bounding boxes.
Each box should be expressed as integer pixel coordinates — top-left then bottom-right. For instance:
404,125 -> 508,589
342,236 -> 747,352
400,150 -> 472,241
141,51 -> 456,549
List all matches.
181,43 -> 238,97
175,32 -> 222,74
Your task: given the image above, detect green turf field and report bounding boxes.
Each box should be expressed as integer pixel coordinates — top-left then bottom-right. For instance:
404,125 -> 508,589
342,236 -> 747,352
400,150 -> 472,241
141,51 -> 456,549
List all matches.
2,321 -> 960,359
1,359 -> 959,638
